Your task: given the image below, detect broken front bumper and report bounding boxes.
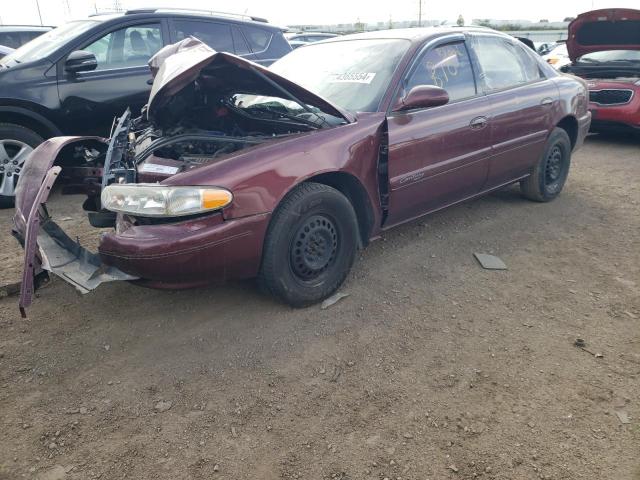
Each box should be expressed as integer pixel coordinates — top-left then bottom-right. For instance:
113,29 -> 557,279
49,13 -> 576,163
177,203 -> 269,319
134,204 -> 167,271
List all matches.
12,137 -> 136,317
12,136 -> 270,315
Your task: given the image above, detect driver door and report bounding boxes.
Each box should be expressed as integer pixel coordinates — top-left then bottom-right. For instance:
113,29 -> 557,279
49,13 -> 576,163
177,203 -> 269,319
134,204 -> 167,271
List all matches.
385,38 -> 492,227
57,22 -> 167,136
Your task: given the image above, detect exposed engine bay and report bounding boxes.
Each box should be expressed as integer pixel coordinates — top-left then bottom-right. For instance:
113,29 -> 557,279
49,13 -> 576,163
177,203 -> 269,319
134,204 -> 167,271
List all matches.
57,79 -> 343,227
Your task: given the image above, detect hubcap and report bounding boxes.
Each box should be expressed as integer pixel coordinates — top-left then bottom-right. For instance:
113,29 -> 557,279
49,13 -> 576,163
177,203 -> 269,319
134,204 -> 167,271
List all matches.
544,145 -> 563,185
290,214 -> 339,281
0,139 -> 32,198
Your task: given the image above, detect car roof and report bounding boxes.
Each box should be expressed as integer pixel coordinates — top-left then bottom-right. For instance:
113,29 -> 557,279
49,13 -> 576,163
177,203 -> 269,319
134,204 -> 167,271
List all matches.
87,9 -> 283,31
322,26 -> 507,43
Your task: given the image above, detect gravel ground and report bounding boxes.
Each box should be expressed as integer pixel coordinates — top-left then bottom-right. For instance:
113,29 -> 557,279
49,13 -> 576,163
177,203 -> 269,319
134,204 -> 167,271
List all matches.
0,134 -> 638,480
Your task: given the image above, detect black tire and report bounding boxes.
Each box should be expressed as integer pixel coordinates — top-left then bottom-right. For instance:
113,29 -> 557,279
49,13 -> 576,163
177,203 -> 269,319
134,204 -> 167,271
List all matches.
520,127 -> 572,202
259,182 -> 359,307
0,123 -> 44,209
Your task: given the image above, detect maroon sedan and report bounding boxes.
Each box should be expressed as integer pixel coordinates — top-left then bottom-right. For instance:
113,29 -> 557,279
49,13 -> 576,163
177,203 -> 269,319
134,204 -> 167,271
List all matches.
13,29 -> 591,314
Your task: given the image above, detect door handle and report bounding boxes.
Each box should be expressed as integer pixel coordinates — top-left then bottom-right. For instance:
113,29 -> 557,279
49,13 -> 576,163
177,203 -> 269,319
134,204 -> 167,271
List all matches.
469,116 -> 488,129
540,97 -> 553,106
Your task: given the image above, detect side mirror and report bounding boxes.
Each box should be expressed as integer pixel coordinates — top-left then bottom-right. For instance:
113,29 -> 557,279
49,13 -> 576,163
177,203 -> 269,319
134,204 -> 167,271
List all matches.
65,50 -> 98,73
394,85 -> 449,111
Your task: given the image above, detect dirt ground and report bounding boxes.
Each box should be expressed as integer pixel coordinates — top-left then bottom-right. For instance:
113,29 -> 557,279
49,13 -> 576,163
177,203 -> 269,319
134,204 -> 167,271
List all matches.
0,134 -> 638,480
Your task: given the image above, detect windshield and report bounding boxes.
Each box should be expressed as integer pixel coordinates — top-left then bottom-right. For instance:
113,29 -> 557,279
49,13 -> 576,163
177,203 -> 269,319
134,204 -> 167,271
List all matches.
579,50 -> 640,63
269,38 -> 410,112
0,20 -> 98,65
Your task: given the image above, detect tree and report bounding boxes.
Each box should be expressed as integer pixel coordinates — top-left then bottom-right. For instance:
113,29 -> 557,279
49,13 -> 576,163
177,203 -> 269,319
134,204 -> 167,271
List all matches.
563,17 -> 575,22
388,15 -> 393,29
539,19 -> 549,23
457,14 -> 464,26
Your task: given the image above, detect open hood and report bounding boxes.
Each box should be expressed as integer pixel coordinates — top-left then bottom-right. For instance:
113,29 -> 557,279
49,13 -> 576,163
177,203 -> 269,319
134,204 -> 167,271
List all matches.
567,8 -> 640,61
147,37 -> 354,123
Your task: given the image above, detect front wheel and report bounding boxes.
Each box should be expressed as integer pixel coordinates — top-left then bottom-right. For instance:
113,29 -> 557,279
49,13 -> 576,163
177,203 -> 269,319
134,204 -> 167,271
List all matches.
520,127 -> 572,202
259,182 -> 359,307
0,123 -> 44,208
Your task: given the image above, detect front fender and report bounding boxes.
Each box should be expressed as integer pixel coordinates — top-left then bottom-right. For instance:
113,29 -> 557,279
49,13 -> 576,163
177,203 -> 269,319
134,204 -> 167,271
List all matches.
162,113 -> 387,228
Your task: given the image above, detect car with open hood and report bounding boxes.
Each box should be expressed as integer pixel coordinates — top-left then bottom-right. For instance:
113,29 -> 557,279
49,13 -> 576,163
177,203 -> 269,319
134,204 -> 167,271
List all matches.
561,8 -> 640,133
12,28 -> 591,315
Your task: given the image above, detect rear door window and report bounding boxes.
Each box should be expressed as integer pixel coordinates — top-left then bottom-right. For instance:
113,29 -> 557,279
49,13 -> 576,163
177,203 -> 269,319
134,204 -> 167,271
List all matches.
405,41 -> 477,102
470,36 -> 538,91
173,20 -> 234,53
231,27 -> 251,56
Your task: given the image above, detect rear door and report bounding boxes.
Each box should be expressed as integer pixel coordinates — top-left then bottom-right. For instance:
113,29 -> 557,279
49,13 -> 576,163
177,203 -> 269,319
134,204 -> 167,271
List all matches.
468,34 -> 558,187
385,36 -> 492,227
57,21 -> 167,136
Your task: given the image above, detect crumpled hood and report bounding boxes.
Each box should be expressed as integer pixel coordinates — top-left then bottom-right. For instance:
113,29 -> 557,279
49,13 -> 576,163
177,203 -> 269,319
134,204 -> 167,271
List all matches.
567,8 -> 640,61
147,37 -> 354,123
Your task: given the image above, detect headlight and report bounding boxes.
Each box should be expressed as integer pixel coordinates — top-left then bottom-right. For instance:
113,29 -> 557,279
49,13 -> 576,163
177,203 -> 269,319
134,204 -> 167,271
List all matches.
101,184 -> 233,217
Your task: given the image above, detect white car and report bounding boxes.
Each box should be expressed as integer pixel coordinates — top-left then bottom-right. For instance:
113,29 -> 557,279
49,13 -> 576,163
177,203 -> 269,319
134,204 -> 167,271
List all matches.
543,43 -> 570,69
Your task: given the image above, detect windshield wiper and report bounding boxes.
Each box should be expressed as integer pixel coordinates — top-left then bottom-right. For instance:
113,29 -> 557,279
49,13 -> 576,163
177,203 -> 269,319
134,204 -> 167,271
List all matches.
247,104 -> 324,129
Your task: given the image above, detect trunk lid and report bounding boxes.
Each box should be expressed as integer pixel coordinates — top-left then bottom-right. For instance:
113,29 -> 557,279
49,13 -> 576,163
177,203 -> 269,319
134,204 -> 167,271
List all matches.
567,8 -> 640,61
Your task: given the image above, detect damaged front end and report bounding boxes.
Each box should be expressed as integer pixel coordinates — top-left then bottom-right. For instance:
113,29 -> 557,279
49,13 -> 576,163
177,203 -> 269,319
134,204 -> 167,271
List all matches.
12,135 -> 137,317
12,38 -> 350,315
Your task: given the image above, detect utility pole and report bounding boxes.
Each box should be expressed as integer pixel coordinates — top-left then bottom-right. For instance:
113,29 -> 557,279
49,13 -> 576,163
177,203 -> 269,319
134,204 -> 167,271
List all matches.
418,0 -> 422,27
35,0 -> 43,25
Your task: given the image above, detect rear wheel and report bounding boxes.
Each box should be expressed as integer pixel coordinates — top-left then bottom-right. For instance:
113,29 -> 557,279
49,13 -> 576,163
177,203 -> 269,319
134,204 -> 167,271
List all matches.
259,182 -> 359,307
520,127 -> 571,202
0,123 -> 44,208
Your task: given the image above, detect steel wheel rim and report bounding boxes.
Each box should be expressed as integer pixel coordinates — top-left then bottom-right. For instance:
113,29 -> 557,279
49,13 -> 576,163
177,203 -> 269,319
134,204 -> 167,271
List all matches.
290,214 -> 339,281
0,139 -> 32,197
544,145 -> 564,186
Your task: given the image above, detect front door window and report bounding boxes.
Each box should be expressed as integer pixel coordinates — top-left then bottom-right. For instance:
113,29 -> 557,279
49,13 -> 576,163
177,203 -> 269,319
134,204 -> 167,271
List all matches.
83,24 -> 163,70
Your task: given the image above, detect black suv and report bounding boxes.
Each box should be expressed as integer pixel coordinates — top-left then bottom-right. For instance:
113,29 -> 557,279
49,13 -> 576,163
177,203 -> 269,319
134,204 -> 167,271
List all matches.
0,9 -> 291,206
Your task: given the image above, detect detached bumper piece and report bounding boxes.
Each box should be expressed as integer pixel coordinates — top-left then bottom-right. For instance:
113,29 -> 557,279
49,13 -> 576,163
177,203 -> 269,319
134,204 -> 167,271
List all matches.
17,166 -> 136,317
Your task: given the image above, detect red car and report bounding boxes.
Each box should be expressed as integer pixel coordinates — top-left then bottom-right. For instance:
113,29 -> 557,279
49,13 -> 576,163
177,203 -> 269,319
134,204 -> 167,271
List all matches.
13,29 -> 591,314
562,8 -> 640,133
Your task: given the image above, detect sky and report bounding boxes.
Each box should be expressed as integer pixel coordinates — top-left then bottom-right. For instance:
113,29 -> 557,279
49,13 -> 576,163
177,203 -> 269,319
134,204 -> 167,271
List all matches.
1,0 -> 639,27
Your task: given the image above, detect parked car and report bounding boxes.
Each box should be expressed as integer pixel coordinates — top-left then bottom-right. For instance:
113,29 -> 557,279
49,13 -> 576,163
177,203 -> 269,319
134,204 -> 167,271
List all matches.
0,25 -> 51,49
543,43 -> 571,69
560,8 -> 640,133
0,45 -> 14,59
13,28 -> 591,314
0,8 -> 291,207
286,32 -> 338,50
285,32 -> 338,43
535,42 -> 557,56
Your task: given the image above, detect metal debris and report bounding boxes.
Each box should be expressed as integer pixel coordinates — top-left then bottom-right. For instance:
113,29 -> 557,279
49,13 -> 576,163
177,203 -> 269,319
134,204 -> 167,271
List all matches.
473,253 -> 507,270
615,411 -> 631,424
574,338 -> 603,358
321,292 -> 349,309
